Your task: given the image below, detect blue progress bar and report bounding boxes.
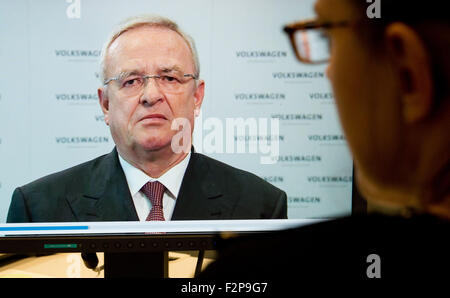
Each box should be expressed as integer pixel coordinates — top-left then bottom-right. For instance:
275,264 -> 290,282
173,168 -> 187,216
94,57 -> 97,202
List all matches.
0,226 -> 89,231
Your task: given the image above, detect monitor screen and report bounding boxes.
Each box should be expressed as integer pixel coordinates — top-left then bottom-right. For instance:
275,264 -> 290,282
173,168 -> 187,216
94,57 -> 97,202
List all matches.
0,0 -> 354,251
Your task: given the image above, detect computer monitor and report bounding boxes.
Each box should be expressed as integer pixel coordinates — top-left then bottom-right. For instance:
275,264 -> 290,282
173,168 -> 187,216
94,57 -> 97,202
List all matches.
0,0 -> 360,277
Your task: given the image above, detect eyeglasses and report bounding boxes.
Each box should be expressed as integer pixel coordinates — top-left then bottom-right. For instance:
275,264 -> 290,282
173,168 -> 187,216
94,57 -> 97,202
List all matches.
283,19 -> 349,64
103,71 -> 198,95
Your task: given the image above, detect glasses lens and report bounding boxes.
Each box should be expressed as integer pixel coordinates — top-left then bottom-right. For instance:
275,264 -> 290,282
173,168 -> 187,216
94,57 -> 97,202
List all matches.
119,76 -> 143,90
158,74 -> 183,91
293,29 -> 330,63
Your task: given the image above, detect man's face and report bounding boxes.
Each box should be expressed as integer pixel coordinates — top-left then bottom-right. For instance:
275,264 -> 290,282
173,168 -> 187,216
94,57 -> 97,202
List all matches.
99,26 -> 204,156
315,0 -> 405,201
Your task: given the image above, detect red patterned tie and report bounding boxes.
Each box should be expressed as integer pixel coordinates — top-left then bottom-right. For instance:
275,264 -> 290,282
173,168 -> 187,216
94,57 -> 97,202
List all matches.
140,181 -> 166,221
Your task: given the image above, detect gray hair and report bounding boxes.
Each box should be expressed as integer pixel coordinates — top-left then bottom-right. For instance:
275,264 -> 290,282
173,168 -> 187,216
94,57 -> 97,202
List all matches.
99,14 -> 200,84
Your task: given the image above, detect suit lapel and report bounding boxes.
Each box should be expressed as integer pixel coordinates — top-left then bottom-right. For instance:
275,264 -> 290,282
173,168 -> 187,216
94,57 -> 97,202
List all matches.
171,153 -> 235,220
66,148 -> 139,221
66,149 -> 236,221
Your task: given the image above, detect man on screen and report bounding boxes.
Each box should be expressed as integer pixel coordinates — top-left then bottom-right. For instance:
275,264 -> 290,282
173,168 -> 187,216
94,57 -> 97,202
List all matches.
7,15 -> 287,223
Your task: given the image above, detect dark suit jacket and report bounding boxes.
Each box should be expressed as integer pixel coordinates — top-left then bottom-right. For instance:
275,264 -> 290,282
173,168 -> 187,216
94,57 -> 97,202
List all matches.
7,148 -> 287,222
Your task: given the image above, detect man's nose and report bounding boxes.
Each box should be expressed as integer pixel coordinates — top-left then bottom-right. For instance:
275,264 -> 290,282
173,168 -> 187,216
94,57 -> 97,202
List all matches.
139,77 -> 164,106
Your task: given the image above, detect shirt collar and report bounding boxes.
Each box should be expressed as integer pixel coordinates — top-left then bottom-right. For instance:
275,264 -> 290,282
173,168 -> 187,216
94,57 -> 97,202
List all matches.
118,153 -> 191,198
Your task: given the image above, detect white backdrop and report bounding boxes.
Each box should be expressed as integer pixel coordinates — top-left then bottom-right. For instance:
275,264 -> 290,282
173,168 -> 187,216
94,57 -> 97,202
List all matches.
0,0 -> 353,222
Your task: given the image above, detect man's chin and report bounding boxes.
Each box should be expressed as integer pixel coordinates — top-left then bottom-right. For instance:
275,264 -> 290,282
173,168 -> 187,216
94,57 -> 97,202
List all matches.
139,143 -> 170,152
135,138 -> 174,153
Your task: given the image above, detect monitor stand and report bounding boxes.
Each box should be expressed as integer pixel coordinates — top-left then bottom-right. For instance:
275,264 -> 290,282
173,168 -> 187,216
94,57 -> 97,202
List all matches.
104,251 -> 168,278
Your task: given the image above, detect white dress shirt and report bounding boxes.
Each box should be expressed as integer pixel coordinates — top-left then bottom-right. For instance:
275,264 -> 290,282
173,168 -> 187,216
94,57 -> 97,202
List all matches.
118,153 -> 191,221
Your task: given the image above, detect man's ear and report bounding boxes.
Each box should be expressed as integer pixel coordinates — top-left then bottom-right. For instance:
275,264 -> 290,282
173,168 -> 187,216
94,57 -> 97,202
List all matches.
98,87 -> 110,125
384,22 -> 434,124
193,80 -> 205,117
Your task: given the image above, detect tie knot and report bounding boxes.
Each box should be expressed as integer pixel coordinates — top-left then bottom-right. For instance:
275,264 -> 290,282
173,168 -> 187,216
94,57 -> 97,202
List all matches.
141,181 -> 165,207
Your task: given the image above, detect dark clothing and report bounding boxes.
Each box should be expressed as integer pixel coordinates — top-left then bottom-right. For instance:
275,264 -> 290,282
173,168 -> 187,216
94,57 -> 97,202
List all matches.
201,214 -> 450,280
7,148 -> 287,222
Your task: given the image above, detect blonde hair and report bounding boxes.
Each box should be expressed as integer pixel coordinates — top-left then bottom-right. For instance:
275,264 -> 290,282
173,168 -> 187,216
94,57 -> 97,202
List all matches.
99,14 -> 200,83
